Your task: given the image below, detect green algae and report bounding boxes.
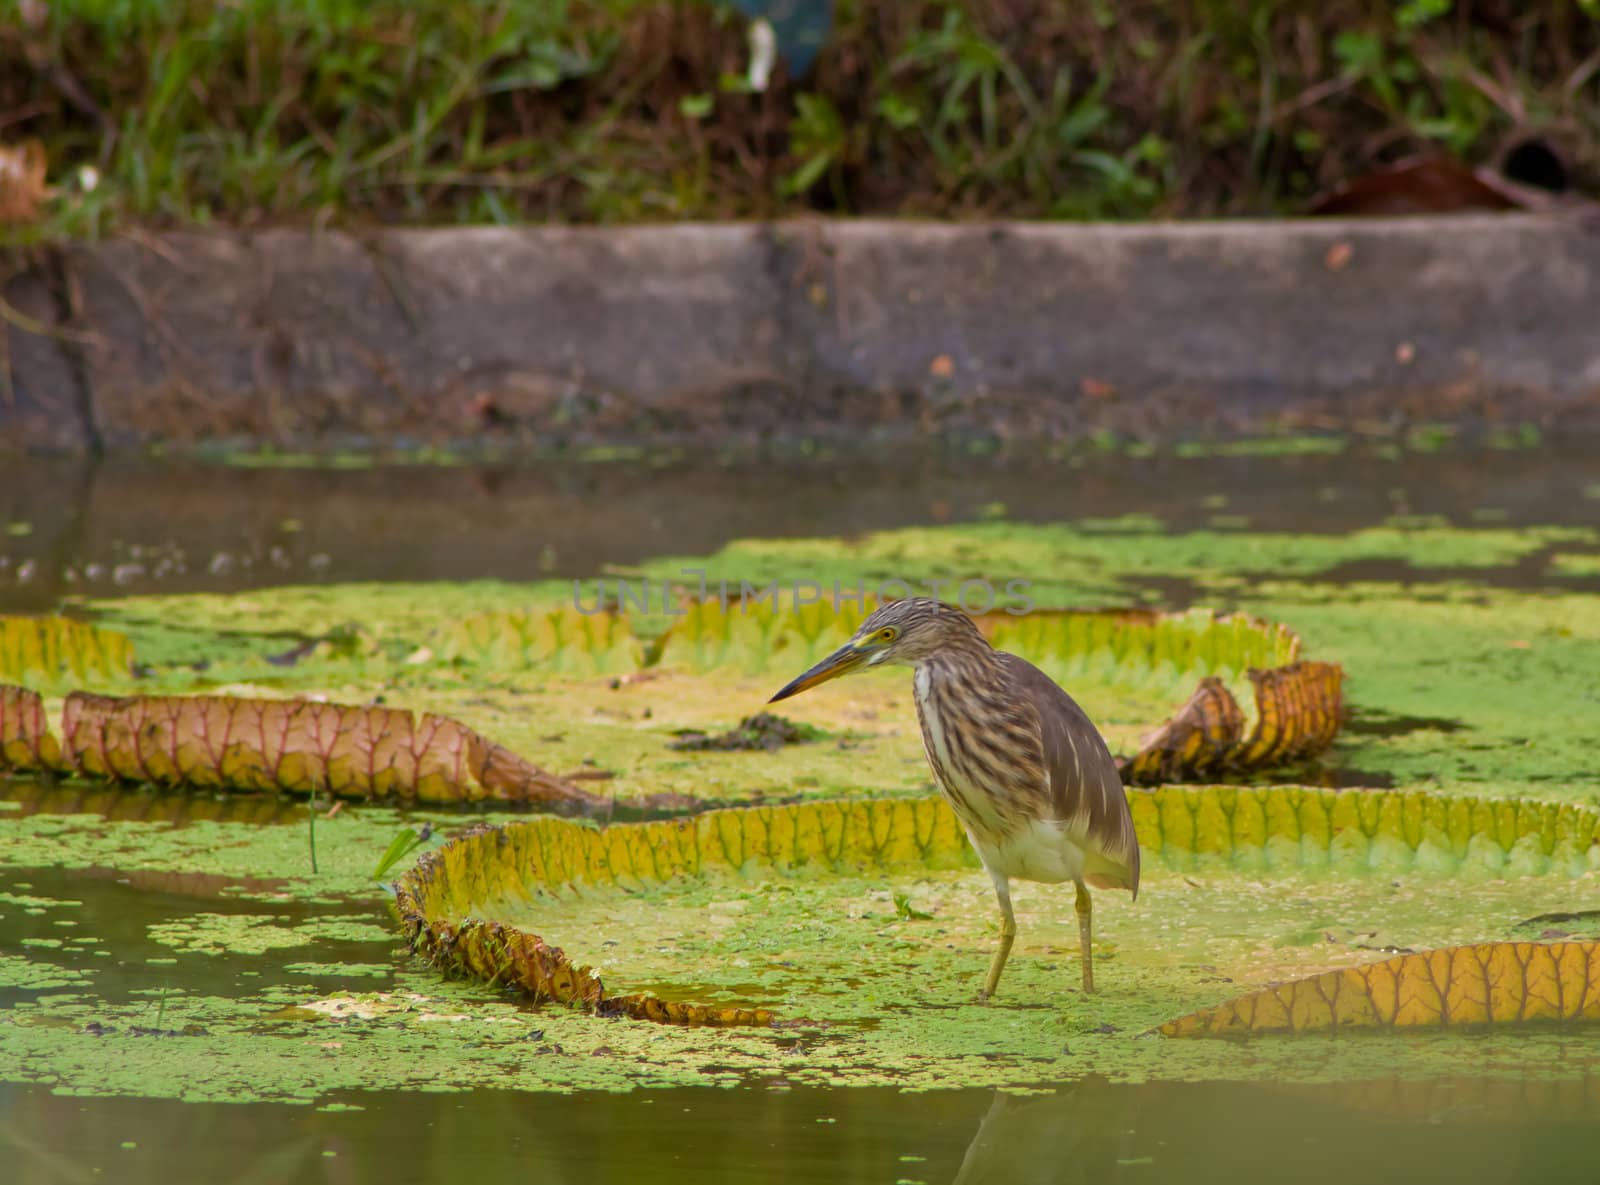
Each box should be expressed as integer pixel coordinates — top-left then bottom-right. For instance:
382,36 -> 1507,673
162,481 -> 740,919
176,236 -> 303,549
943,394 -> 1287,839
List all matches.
397,788 -> 1600,1039
5,508 -> 1600,1104
56,517 -> 1596,813
632,526 -> 1600,804
4,861 -> 1600,1105
1550,552 -> 1600,579
0,803 -> 470,943
642,522 -> 1598,603
0,892 -> 80,909
283,963 -> 393,978
1170,436 -> 1349,459
0,954 -> 93,992
147,914 -> 395,956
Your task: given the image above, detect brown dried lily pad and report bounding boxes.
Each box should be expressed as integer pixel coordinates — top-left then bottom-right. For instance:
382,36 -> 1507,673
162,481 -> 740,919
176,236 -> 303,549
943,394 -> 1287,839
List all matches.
0,684 -> 607,810
1118,661 -> 1345,785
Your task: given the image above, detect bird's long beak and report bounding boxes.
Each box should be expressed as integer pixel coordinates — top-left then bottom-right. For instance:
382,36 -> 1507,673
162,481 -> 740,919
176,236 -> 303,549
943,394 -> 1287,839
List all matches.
768,642 -> 866,703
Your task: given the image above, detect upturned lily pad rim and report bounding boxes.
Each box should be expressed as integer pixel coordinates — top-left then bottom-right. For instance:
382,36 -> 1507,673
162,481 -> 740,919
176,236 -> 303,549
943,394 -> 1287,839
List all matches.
393,786 -> 1600,1029
1159,940 -> 1600,1037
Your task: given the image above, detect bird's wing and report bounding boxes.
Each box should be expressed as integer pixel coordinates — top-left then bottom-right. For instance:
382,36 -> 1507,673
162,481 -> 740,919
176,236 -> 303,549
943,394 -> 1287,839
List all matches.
997,653 -> 1141,898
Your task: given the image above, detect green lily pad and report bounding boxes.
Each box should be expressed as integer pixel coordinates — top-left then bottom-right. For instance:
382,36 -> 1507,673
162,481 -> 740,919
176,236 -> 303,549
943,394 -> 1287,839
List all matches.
395,787 -> 1600,1027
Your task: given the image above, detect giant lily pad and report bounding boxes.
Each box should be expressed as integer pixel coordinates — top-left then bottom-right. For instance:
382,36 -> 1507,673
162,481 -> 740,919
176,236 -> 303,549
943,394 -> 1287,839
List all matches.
0,684 -> 608,810
0,597 -> 1349,801
394,788 -> 1600,1027
0,616 -> 136,686
1161,941 -> 1600,1035
6,509 -> 1596,1105
436,606 -> 641,674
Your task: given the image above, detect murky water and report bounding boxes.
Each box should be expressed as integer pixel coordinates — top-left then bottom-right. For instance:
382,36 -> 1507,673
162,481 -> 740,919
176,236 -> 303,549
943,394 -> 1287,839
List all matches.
5,438 -> 1600,612
6,437 -> 1600,1180
5,1077 -> 1598,1184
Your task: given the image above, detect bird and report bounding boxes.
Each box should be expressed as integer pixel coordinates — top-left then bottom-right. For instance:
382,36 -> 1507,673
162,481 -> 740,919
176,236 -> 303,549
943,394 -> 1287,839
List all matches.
768,597 -> 1140,1000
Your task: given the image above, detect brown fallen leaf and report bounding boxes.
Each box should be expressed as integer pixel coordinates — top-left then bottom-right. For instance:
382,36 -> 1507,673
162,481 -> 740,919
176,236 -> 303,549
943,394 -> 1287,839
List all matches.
1161,941 -> 1600,1036
0,140 -> 48,224
1306,155 -> 1525,217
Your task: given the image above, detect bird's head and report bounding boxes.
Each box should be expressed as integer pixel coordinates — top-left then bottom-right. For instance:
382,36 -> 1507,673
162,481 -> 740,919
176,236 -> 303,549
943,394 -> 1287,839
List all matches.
768,597 -> 984,702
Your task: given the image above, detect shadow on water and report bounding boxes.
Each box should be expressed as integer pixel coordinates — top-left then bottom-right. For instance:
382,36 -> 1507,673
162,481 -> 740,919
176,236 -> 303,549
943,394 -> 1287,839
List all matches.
2,1076 -> 1597,1185
3,439 -> 1599,611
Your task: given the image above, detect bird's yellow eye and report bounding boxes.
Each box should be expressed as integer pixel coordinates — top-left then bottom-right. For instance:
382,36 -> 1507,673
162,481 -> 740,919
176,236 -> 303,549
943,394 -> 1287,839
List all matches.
878,626 -> 898,642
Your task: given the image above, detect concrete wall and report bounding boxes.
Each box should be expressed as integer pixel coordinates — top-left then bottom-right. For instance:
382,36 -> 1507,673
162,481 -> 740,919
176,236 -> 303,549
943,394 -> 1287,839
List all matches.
5,215 -> 1599,453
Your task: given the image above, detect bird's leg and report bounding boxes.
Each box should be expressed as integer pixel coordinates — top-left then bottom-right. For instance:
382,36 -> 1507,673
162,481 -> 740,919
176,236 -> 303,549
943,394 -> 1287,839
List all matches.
1075,880 -> 1094,994
979,871 -> 1016,1002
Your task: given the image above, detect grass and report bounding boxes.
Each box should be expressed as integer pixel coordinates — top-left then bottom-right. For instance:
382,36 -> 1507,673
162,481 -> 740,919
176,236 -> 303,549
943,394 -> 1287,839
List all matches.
2,0 -> 1599,238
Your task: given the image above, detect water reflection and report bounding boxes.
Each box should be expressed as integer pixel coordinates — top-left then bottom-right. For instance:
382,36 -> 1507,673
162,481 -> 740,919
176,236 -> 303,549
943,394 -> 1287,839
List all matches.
0,779 -> 307,826
5,439 -> 1600,612
3,1075 -> 1597,1185
950,1076 -> 1600,1184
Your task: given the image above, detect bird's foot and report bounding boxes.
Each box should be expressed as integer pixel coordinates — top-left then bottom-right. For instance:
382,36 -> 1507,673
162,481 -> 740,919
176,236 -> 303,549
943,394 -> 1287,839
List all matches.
973,987 -> 995,1005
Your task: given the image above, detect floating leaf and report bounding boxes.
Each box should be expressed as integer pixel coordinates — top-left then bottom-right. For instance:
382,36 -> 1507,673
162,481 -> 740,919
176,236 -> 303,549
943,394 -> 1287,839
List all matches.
0,684 -> 65,773
395,787 -> 1599,1025
1161,942 -> 1600,1036
1120,661 -> 1344,784
655,596 -> 873,676
0,616 -> 136,686
0,684 -> 607,809
436,607 -> 639,674
655,600 -> 1301,685
0,606 -> 1341,800
395,797 -> 974,1026
1131,784 -> 1600,877
975,607 -> 1300,690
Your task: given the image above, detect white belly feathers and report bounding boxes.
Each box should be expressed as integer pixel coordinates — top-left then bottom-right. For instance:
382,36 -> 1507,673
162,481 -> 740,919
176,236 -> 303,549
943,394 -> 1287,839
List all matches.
915,666 -> 1087,884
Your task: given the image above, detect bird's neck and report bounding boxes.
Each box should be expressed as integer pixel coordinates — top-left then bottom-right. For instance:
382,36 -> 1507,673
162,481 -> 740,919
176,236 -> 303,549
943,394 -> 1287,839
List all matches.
913,641 -> 1000,694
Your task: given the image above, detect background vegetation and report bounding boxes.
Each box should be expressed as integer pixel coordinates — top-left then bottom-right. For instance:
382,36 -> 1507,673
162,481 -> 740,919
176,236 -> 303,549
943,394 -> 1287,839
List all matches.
3,0 -> 1599,234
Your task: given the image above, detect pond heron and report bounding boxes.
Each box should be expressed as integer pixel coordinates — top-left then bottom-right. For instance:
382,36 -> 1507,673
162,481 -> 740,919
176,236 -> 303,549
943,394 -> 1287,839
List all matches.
770,598 -> 1140,1000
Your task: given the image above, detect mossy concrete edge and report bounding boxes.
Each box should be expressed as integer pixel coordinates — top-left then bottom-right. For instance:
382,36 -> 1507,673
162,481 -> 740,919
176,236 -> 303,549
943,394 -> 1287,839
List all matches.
5,214 -> 1600,453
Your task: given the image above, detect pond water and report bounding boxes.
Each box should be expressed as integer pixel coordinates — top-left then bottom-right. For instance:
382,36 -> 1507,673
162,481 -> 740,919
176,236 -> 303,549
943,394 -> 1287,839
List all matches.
4,435 -> 1600,1183
5,436 -> 1599,612
5,1076 -> 1598,1185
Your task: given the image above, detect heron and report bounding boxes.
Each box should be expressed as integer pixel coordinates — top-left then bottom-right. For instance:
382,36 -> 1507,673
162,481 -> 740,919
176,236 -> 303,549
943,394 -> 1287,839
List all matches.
769,597 -> 1140,1000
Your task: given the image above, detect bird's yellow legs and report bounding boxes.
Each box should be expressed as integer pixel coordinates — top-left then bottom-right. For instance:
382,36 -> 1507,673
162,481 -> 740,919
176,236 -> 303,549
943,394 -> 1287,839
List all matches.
979,872 -> 1016,1001
1075,880 -> 1095,995
978,873 -> 1096,1000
